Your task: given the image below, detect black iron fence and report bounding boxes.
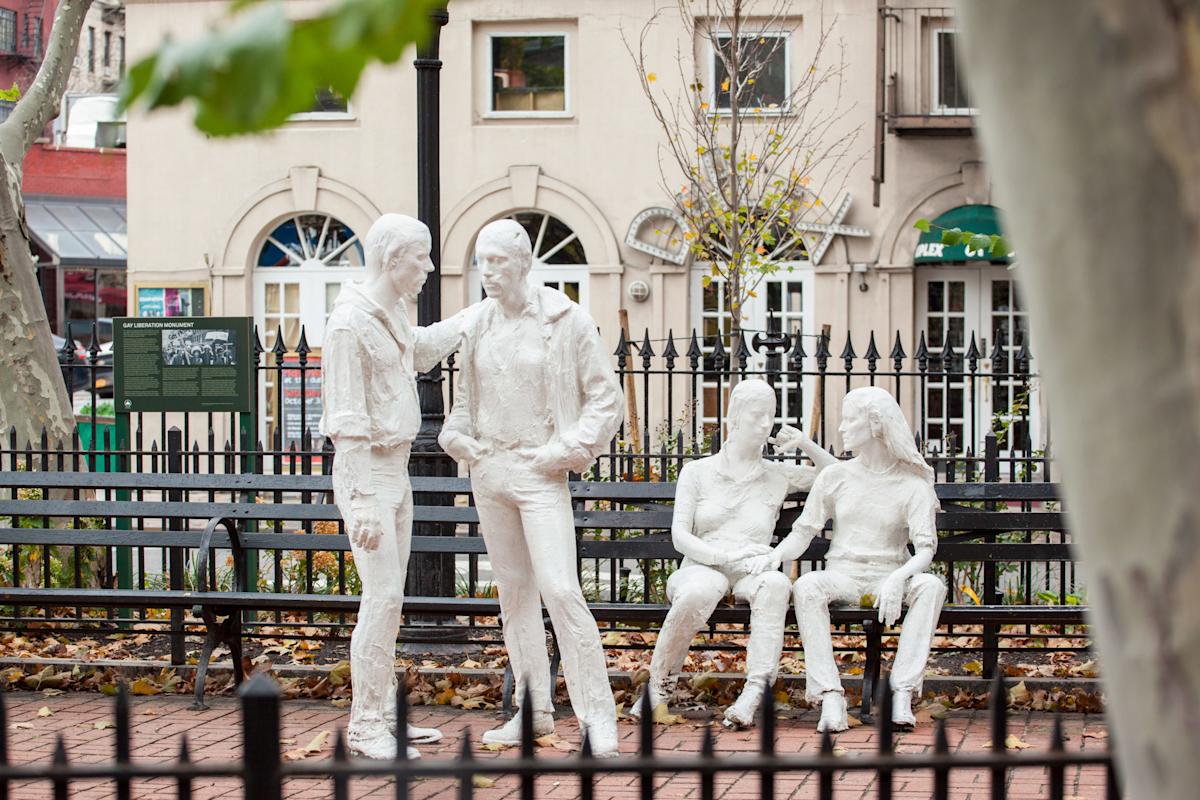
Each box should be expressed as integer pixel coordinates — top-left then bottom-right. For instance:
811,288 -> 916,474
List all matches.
55,322 -> 1043,473
2,673 -> 1116,800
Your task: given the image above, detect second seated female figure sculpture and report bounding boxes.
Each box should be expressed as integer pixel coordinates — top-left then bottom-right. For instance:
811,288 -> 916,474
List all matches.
748,386 -> 945,731
637,378 -> 837,728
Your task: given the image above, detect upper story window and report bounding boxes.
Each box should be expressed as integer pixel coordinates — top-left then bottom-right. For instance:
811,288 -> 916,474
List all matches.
932,28 -> 971,114
0,10 -> 15,53
289,87 -> 352,121
712,33 -> 789,113
87,27 -> 95,73
489,35 -> 569,116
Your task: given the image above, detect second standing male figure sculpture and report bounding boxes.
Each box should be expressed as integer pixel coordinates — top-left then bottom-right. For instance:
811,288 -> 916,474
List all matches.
440,219 -> 625,756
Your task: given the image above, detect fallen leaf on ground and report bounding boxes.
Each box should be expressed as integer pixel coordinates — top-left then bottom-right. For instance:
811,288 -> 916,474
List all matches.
652,703 -> 684,725
283,730 -> 332,761
480,742 -> 511,752
534,734 -> 576,753
37,707 -> 52,718
130,678 -> 161,696
1009,681 -> 1030,705
330,698 -> 350,708
13,722 -> 33,730
1082,730 -> 1108,740
472,776 -> 496,788
832,745 -> 847,756
846,715 -> 863,729
93,721 -> 115,730
1005,735 -> 1032,750
963,660 -> 984,676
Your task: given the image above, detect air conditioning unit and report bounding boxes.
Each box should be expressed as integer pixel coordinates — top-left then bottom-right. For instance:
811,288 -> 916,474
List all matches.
95,120 -> 125,149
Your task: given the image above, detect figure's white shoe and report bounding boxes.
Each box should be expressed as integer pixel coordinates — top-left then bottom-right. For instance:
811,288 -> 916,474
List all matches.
816,692 -> 849,733
892,689 -> 916,727
481,711 -> 555,746
405,724 -> 443,745
582,719 -> 620,759
348,731 -> 421,760
722,683 -> 764,729
628,680 -> 666,719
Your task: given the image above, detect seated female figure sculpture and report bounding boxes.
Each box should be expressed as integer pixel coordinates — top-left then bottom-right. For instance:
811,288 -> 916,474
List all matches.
637,378 -> 837,728
748,386 -> 944,731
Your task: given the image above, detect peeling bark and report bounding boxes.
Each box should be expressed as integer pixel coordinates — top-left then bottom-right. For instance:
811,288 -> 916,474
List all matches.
0,0 -> 94,447
960,1 -> 1200,796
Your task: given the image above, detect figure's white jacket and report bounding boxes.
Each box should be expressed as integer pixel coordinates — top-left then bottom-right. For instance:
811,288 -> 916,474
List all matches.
440,286 -> 624,472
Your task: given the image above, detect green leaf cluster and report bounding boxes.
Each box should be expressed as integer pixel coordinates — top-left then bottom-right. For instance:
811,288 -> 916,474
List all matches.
119,0 -> 444,136
0,82 -> 20,102
914,218 -> 1011,259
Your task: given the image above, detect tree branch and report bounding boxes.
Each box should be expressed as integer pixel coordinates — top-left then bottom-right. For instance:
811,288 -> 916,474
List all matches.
0,0 -> 95,164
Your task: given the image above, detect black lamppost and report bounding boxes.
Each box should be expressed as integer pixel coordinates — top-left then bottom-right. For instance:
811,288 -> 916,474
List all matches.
408,4 -> 455,607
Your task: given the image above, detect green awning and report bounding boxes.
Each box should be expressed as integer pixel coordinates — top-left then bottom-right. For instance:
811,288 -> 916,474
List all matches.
914,204 -> 1010,264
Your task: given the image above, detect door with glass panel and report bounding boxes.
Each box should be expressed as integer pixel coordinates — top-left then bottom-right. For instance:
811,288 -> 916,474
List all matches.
691,267 -> 815,439
253,213 -> 364,447
917,267 -> 1040,459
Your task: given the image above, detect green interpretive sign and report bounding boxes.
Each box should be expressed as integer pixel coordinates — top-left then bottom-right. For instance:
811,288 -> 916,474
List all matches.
113,317 -> 255,413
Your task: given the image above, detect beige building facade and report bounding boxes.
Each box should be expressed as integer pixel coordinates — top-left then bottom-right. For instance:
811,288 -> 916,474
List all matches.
125,0 -> 1037,457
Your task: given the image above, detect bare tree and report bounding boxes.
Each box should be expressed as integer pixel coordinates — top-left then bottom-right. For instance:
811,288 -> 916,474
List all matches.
960,1 -> 1200,797
0,0 -> 95,448
624,0 -> 860,338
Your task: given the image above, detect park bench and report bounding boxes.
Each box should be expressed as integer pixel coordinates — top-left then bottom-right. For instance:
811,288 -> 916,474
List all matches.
0,456 -> 1081,719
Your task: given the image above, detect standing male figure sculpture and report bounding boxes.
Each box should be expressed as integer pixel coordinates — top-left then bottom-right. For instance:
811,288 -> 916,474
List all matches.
321,214 -> 468,759
440,218 -> 624,756
748,386 -> 944,731
635,379 -> 837,728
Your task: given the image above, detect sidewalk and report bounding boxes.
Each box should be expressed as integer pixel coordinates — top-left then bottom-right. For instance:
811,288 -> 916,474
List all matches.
1,691 -> 1111,799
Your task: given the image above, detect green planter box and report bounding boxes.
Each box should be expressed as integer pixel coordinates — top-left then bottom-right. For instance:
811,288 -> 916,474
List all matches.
75,416 -> 119,473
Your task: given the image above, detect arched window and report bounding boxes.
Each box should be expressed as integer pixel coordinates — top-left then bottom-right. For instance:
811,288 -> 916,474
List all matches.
471,210 -> 589,308
253,213 -> 365,449
254,213 -> 364,349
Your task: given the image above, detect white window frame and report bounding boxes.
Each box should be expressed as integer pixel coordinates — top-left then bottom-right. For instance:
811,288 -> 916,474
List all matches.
707,30 -> 792,116
916,266 -> 1041,460
689,262 -> 816,431
930,27 -> 976,116
485,32 -> 572,119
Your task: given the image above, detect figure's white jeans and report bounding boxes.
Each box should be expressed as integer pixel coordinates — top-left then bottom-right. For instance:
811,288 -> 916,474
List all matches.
793,566 -> 946,702
332,447 -> 412,743
472,450 -> 616,733
649,564 -> 792,697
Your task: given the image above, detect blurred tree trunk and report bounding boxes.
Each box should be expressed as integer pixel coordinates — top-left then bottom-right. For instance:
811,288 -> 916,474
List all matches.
0,0 -> 94,449
961,2 -> 1200,797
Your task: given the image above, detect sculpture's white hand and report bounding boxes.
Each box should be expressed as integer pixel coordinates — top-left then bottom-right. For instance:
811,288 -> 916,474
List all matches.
445,434 -> 490,467
875,571 -> 906,627
529,442 -> 571,476
768,424 -> 811,454
744,549 -> 783,575
349,499 -> 384,552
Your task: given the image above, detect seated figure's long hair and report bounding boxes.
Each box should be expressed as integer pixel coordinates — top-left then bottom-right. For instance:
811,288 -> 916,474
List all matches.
844,386 -> 936,487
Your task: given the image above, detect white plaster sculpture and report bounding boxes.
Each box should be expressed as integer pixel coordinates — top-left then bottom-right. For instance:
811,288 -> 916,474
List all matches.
748,386 -> 944,731
320,213 -> 472,759
634,379 -> 838,728
439,218 -> 624,757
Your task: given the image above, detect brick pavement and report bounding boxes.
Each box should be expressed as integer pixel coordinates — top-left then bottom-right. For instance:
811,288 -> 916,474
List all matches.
0,691 -> 1112,799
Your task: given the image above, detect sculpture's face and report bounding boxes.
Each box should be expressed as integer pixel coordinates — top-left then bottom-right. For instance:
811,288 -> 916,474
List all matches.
733,393 -> 776,445
839,401 -> 874,452
477,237 -> 529,302
387,234 -> 434,301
